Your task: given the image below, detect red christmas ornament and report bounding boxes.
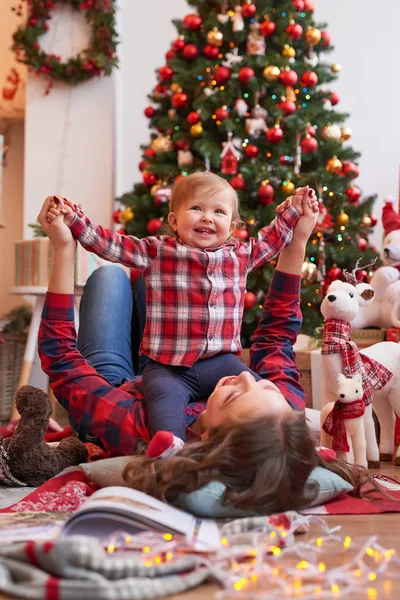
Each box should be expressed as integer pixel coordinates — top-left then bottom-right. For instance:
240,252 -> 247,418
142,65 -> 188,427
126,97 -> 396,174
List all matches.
215,106 -> 230,121
172,92 -> 189,109
147,218 -> 163,235
286,22 -> 303,40
320,30 -> 332,47
113,209 -> 122,224
230,174 -> 246,191
307,125 -> 316,137
280,155 -> 290,165
330,92 -> 340,106
165,49 -> 176,61
258,183 -> 275,205
279,99 -> 296,115
301,71 -> 318,87
279,69 -> 298,86
242,3 -> 257,18
175,138 -> 190,150
260,20 -> 276,36
215,66 -> 231,85
182,44 -> 199,61
244,291 -> 257,310
345,186 -> 361,203
172,37 -> 185,51
356,269 -> 368,282
266,125 -> 283,144
144,148 -> 155,158
301,135 -> 318,154
327,266 -> 342,281
143,171 -> 158,186
159,65 -> 174,81
187,111 -> 200,125
203,44 -> 220,59
303,0 -> 315,11
154,83 -> 167,97
182,13 -> 202,30
370,215 -> 378,227
144,106 -> 155,118
139,160 -> 149,172
358,238 -> 368,252
238,67 -> 255,83
233,228 -> 249,241
292,0 -> 304,10
245,144 -> 259,159
341,161 -> 359,178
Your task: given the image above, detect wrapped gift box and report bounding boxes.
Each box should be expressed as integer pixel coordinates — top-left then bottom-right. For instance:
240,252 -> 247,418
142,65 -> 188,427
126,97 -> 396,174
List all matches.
386,328 -> 400,343
15,238 -> 128,287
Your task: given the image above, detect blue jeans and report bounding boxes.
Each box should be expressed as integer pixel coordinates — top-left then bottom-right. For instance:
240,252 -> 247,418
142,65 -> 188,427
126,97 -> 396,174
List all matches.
77,266 -> 147,387
143,355 -> 260,440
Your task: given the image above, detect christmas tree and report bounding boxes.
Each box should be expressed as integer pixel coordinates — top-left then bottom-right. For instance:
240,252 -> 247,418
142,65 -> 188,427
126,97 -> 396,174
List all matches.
116,0 -> 378,342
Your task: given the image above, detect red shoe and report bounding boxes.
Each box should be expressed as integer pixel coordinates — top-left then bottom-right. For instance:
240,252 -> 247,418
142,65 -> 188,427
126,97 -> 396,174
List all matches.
316,446 -> 337,462
147,431 -> 184,460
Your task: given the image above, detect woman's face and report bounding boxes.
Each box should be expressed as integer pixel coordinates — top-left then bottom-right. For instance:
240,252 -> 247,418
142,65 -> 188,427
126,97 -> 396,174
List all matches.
202,371 -> 293,433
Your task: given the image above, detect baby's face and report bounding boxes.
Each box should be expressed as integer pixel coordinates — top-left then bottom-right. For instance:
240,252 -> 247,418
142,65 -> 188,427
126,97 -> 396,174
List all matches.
167,189 -> 236,249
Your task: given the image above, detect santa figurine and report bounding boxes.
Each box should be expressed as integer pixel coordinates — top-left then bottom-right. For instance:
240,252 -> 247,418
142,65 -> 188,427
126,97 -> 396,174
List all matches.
246,23 -> 266,56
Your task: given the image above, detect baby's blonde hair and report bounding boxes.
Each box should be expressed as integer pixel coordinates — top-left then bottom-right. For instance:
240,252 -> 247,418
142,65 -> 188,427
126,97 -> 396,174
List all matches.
169,172 -> 241,226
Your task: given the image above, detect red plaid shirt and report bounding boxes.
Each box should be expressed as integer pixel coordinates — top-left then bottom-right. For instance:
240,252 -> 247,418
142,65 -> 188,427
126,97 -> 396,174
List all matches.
38,271 -> 306,456
321,318 -> 393,406
69,206 -> 299,366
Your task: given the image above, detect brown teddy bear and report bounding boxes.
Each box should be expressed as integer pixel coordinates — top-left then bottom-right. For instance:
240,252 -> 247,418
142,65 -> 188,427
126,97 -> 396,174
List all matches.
0,386 -> 88,487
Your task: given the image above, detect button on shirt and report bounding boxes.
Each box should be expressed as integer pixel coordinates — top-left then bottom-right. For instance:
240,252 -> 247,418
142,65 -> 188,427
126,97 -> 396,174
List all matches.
69,205 -> 299,367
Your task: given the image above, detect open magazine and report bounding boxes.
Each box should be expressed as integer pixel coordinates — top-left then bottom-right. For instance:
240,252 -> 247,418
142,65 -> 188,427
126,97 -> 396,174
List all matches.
61,486 -> 221,551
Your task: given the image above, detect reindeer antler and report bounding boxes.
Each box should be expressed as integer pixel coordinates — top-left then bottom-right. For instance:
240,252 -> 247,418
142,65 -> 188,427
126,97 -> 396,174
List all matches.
343,256 -> 378,286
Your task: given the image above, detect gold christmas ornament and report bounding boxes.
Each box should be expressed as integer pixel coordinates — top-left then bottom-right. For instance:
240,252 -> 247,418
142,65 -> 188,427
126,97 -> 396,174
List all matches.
326,156 -> 343,174
150,184 -> 161,197
207,27 -> 224,46
190,123 -> 203,137
282,180 -> 295,194
301,259 -> 317,285
263,65 -> 280,81
282,44 -> 296,58
168,109 -> 177,119
286,86 -> 296,101
305,27 -> 322,46
170,82 -> 182,93
362,214 -> 372,227
336,210 -> 349,227
331,63 -> 342,73
340,126 -> 353,141
122,207 -> 135,223
321,124 -> 342,141
150,135 -> 174,154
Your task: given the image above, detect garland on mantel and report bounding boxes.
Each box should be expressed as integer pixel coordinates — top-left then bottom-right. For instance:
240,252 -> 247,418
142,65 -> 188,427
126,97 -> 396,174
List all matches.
11,0 -> 118,92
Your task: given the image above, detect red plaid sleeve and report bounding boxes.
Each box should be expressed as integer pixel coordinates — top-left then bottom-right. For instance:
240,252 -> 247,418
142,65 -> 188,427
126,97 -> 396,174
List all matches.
38,293 -> 150,455
69,213 -> 160,271
247,205 -> 300,270
249,270 -> 306,410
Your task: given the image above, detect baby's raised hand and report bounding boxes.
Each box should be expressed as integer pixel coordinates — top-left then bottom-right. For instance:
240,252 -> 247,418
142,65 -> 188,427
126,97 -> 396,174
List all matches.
292,189 -> 320,244
47,195 -> 76,226
276,186 -> 318,216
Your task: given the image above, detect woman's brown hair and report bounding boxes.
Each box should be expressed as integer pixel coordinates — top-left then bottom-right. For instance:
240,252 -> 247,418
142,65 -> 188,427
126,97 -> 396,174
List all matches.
124,414 -> 384,514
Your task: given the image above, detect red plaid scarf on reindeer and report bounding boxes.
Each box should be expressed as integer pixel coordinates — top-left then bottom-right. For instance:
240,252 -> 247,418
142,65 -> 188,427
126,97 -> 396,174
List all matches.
321,318 -> 393,406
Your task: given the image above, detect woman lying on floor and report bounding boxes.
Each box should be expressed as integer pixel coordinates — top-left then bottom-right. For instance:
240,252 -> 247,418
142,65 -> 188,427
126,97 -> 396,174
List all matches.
37,196 -> 373,515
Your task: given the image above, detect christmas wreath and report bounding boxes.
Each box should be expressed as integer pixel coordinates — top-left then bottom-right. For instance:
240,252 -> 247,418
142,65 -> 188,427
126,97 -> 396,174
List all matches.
12,0 -> 118,88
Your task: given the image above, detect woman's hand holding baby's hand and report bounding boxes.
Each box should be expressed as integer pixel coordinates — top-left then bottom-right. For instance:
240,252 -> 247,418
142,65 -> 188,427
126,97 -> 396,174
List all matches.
46,195 -> 76,226
292,188 -> 319,244
276,186 -> 319,216
37,196 -> 75,251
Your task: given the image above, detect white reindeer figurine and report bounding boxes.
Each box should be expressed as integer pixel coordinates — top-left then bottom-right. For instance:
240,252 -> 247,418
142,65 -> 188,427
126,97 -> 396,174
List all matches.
320,374 -> 367,467
320,260 -> 400,466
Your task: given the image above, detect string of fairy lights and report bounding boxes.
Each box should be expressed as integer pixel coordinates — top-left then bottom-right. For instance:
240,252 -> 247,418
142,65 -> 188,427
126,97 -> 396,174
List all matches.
102,511 -> 400,599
